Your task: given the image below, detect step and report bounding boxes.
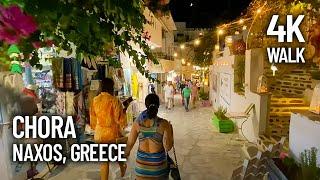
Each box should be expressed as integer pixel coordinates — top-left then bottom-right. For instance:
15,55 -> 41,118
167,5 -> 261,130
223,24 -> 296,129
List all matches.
271,93 -> 304,98
281,75 -> 312,81
274,79 -> 312,88
270,104 -> 307,107
270,97 -> 306,105
270,88 -> 306,96
270,112 -> 292,117
290,69 -> 309,74
258,135 -> 289,152
268,122 -> 290,129
270,106 -> 309,113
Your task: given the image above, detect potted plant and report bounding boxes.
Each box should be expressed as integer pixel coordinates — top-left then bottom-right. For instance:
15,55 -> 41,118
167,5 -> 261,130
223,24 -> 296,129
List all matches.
300,147 -> 320,180
199,91 -> 211,107
273,153 -> 301,180
212,107 -> 234,133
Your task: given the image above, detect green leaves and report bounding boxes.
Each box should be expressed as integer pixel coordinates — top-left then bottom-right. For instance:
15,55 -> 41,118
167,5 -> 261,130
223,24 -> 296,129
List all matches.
0,0 -> 158,80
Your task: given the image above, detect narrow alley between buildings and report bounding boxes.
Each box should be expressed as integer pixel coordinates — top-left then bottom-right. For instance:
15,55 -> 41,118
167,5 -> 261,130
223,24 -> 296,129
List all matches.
47,97 -> 245,180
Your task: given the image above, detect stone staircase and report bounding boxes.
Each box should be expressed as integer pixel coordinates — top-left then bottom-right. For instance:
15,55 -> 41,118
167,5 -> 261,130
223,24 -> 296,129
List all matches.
269,69 -> 312,97
267,97 -> 309,138
259,69 -> 312,150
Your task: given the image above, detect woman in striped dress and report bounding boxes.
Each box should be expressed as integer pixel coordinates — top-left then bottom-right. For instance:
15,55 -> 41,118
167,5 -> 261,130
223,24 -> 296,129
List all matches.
125,94 -> 174,180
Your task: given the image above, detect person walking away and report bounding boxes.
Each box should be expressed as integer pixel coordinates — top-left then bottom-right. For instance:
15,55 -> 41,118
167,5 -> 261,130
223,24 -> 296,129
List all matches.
163,82 -> 170,109
179,81 -> 186,106
164,81 -> 174,110
125,94 -> 174,180
182,85 -> 192,112
169,82 -> 175,109
191,82 -> 199,108
90,78 -> 127,180
196,80 -> 200,90
148,83 -> 156,94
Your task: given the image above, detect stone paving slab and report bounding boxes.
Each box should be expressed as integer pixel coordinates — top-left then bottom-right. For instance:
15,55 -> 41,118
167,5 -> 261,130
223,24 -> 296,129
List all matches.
46,100 -> 246,180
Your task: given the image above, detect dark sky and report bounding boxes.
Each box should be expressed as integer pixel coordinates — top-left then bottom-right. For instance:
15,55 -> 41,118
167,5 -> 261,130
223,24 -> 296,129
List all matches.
170,0 -> 252,28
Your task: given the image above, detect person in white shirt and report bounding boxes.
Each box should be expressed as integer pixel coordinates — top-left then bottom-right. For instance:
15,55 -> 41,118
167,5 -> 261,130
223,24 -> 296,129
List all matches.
163,81 -> 174,109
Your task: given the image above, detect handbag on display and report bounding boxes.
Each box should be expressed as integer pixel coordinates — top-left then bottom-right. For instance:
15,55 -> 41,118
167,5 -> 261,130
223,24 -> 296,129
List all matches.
167,145 -> 181,180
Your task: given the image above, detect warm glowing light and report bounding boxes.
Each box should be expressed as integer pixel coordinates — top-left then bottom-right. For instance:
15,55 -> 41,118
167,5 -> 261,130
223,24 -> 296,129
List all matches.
181,58 -> 186,64
187,62 -> 191,66
257,8 -> 262,14
173,52 -> 178,57
218,29 -> 224,35
242,26 -> 247,30
180,44 -> 185,49
215,44 -> 220,50
194,39 -> 200,45
271,64 -> 278,76
226,36 -> 233,44
239,19 -> 244,24
235,31 -> 240,35
150,45 -> 155,50
199,32 -> 203,36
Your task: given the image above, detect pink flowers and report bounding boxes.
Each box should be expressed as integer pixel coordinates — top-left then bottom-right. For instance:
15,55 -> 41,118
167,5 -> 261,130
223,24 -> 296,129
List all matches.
0,5 -> 37,44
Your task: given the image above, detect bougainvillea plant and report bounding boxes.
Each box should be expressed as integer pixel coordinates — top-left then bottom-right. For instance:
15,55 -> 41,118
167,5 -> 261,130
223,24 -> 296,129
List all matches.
0,0 -> 159,81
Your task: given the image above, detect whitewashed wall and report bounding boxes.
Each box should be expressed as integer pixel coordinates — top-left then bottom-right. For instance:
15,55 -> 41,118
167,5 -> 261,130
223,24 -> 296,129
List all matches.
209,48 -> 270,142
289,113 -> 320,166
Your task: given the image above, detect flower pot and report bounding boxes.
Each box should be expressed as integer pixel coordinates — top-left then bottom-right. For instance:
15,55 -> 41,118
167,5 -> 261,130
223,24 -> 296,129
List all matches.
211,114 -> 234,133
201,100 -> 211,107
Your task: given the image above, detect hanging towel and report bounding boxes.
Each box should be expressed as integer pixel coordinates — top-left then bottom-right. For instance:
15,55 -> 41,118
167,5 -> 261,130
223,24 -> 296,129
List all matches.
72,59 -> 80,91
64,58 -> 73,90
51,58 -> 64,89
23,62 -> 34,86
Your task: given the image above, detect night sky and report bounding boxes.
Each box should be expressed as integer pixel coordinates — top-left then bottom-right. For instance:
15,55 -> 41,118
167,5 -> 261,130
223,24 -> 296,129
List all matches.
170,0 -> 252,28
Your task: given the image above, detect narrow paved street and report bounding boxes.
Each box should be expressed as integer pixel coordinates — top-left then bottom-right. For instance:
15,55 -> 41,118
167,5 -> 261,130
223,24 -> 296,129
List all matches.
47,97 -> 245,180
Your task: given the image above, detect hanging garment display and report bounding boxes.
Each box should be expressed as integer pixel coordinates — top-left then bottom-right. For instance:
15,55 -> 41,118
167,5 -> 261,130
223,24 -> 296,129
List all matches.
123,69 -> 132,96
131,73 -> 139,99
52,58 -> 83,91
0,72 -> 11,85
64,58 -> 73,90
72,59 -> 80,91
3,73 -> 24,93
66,91 -> 75,115
23,62 -> 34,86
56,91 -> 66,115
97,64 -> 106,80
51,58 -> 64,89
55,91 -> 76,116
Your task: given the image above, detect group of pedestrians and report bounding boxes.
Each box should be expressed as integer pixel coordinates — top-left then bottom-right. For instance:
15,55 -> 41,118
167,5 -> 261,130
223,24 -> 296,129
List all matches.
90,78 -> 174,180
90,78 -> 201,179
163,80 -> 199,112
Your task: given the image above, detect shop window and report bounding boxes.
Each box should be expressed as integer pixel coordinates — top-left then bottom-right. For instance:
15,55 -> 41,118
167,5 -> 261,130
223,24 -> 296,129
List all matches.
234,55 -> 245,95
